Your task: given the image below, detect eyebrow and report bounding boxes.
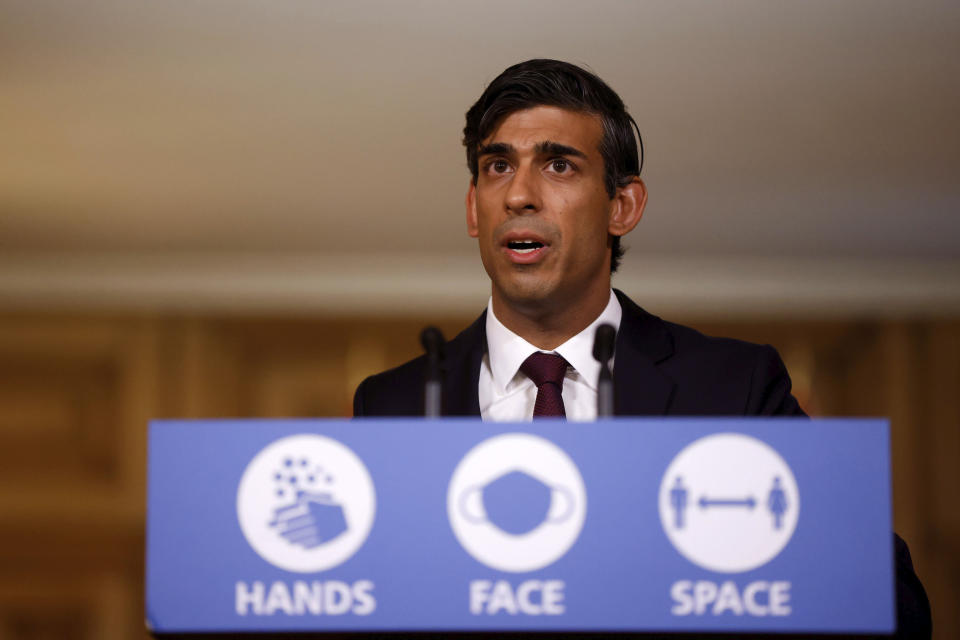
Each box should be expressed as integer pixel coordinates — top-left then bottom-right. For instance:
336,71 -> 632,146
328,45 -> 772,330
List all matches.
476,140 -> 588,159
477,142 -> 514,158
535,141 -> 587,159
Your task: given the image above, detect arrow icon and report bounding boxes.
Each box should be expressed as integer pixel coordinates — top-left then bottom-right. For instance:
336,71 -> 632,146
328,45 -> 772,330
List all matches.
698,495 -> 756,510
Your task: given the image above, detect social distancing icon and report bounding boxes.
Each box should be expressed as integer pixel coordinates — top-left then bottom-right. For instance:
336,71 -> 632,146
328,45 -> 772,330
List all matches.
658,433 -> 800,573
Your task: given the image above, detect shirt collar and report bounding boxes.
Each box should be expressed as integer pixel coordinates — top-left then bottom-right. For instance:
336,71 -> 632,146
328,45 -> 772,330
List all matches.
485,290 -> 622,394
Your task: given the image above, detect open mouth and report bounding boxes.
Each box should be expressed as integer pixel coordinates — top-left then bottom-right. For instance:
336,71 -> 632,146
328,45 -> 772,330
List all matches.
506,240 -> 545,254
502,235 -> 550,264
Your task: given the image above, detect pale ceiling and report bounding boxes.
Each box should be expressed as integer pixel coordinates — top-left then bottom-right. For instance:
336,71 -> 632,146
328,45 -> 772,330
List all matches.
1,0 -> 959,264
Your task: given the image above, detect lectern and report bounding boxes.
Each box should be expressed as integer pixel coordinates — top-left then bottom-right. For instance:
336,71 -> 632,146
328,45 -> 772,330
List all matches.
146,418 -> 894,637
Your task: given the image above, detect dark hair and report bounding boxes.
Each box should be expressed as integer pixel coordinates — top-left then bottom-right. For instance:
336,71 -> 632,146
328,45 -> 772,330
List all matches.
463,59 -> 643,273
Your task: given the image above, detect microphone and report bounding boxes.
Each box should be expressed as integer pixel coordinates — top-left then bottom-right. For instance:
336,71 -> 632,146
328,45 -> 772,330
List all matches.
420,326 -> 446,418
593,323 -> 616,418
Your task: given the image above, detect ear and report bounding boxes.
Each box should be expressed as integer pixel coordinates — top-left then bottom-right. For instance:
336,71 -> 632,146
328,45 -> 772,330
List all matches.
466,181 -> 479,238
608,177 -> 647,237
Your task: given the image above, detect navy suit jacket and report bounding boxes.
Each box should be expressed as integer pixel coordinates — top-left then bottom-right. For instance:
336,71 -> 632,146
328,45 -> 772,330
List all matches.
353,290 -> 931,637
354,290 -> 803,417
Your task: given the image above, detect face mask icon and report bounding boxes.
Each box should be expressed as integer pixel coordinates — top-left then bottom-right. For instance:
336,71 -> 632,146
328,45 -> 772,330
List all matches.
459,469 -> 575,535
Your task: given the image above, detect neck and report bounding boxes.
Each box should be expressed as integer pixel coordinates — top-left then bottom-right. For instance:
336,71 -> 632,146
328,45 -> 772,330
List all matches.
492,285 -> 612,350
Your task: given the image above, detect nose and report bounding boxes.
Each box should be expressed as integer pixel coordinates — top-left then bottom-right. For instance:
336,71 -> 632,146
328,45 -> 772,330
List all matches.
504,163 -> 541,214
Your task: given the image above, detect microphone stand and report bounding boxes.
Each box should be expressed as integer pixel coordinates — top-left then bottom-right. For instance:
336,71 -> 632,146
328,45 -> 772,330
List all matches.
420,327 -> 445,418
593,323 -> 616,418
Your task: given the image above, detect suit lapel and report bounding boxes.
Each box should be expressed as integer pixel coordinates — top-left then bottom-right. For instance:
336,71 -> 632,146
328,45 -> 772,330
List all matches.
441,293 -> 674,417
442,311 -> 486,416
612,290 -> 676,416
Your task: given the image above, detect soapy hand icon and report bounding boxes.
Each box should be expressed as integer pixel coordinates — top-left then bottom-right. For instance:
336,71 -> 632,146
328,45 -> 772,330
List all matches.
268,490 -> 348,549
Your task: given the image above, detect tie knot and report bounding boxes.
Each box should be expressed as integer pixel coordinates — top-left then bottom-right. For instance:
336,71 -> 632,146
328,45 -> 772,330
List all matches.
520,352 -> 569,388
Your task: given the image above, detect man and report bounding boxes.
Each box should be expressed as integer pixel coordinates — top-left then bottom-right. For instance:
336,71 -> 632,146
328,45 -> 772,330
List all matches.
354,59 -> 801,420
353,59 -> 930,636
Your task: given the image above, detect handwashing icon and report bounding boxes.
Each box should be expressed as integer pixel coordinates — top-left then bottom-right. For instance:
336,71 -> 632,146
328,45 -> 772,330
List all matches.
237,434 -> 376,573
268,490 -> 348,548
264,455 -> 349,548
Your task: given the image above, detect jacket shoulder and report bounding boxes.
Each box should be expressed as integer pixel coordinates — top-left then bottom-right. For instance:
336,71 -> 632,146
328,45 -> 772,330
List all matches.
658,319 -> 805,416
353,354 -> 428,417
661,318 -> 765,361
352,312 -> 486,417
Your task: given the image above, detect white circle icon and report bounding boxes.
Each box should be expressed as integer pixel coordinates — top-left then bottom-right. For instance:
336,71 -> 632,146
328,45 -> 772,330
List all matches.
659,433 -> 799,573
447,433 -> 587,573
237,434 -> 376,573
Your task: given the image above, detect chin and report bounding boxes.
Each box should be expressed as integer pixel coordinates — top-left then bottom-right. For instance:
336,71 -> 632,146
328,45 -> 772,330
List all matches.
495,275 -> 560,309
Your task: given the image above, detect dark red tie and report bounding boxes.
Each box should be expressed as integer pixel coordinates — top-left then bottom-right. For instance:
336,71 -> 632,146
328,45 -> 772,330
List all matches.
520,352 -> 569,418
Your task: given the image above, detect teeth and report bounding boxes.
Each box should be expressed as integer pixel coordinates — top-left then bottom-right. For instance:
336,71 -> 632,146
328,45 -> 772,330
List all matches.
507,239 -> 544,253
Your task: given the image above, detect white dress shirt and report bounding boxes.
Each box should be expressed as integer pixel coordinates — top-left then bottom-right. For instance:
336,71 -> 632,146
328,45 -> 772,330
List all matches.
479,290 -> 622,421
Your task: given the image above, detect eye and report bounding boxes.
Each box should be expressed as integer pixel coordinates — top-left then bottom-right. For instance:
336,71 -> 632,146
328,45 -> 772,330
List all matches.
550,158 -> 570,173
490,159 -> 510,174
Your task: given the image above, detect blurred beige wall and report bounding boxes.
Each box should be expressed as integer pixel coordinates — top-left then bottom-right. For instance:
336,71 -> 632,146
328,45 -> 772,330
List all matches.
1,1 -> 958,638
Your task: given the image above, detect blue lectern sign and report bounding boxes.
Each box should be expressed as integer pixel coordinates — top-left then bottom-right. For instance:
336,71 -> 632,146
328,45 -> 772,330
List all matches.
146,418 -> 894,634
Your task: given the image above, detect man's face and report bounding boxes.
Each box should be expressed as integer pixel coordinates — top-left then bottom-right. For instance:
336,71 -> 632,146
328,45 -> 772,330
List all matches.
467,106 -> 617,315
